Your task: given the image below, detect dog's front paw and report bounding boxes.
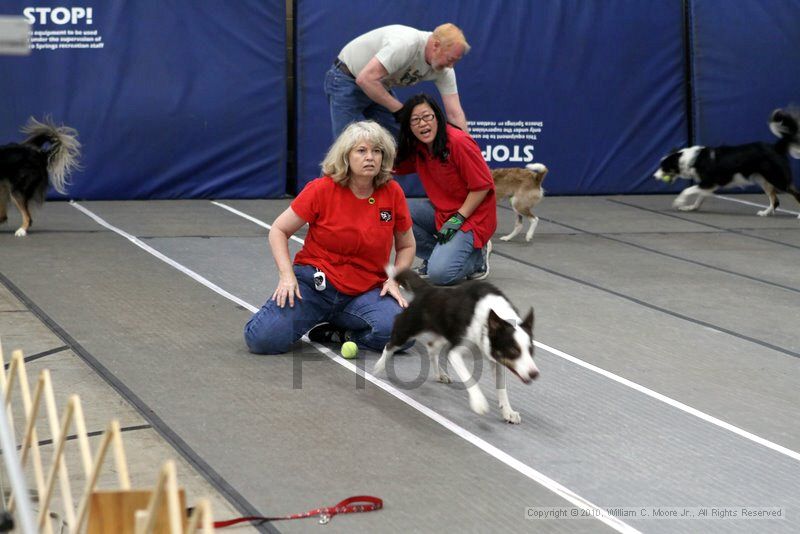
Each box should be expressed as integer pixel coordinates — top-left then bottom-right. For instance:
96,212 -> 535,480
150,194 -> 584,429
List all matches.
757,208 -> 774,217
677,205 -> 697,212
470,394 -> 490,415
503,409 -> 521,424
14,228 -> 27,237
372,359 -> 386,375
373,348 -> 394,375
436,372 -> 451,384
499,234 -> 513,241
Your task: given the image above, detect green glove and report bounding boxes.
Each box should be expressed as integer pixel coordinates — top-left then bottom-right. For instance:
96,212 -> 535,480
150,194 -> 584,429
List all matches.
436,212 -> 466,244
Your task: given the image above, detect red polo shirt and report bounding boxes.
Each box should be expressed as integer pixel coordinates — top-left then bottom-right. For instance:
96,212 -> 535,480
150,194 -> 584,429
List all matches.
395,125 -> 496,249
291,176 -> 412,295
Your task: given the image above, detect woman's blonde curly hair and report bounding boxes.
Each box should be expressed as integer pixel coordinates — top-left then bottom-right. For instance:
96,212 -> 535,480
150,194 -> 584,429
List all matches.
321,121 -> 397,187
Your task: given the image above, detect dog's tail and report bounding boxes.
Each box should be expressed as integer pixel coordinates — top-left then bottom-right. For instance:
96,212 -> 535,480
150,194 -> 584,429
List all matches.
21,116 -> 81,194
525,163 -> 548,174
386,265 -> 430,294
769,108 -> 800,159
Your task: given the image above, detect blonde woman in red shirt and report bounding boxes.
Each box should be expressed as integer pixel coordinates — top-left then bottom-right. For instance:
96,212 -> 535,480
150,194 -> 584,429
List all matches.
244,121 -> 415,354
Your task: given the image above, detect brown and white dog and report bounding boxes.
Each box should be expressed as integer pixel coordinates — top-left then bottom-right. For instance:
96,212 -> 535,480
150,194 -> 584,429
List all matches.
492,163 -> 547,241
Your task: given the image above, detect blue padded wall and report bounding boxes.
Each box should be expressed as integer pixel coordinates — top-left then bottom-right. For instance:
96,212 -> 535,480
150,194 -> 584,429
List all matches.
689,0 -> 800,180
4,1 -> 794,199
296,0 -> 687,196
0,0 -> 287,199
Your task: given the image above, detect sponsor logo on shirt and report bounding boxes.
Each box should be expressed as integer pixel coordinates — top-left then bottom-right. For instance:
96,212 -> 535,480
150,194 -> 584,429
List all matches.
398,69 -> 424,86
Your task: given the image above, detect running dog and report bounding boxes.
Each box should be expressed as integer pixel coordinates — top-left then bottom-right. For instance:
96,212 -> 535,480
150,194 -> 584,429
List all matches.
373,267 -> 539,424
0,117 -> 81,236
492,162 -> 547,241
654,108 -> 800,216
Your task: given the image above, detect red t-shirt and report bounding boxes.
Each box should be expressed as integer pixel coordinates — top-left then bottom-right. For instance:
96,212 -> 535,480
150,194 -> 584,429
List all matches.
291,176 -> 412,295
395,125 -> 496,249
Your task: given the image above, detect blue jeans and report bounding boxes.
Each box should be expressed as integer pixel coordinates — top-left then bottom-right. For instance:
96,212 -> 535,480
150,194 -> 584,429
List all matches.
324,64 -> 400,138
244,265 -> 403,354
408,199 -> 484,285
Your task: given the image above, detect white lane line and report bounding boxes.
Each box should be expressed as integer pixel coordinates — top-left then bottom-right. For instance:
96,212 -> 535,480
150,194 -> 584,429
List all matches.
71,200 -> 639,534
211,201 -> 306,246
70,201 -> 258,313
536,340 -> 800,462
716,195 -> 800,217
212,201 -> 800,465
315,345 -> 638,534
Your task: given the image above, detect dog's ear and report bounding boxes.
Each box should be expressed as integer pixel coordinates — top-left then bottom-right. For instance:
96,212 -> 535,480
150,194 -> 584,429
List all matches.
487,309 -> 507,334
521,307 -> 535,333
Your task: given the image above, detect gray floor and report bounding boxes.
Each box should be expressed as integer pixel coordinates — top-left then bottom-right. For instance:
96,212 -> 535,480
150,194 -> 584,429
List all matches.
1,193 -> 798,533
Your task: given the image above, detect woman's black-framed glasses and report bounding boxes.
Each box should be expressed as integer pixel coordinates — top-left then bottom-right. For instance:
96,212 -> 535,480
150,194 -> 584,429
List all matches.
410,113 -> 436,126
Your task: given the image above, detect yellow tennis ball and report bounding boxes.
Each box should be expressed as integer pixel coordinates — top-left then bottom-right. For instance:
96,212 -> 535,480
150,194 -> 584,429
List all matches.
341,341 -> 358,359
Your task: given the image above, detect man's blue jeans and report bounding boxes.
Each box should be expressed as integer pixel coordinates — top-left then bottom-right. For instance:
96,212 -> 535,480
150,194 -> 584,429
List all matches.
244,265 -> 403,354
408,199 -> 483,285
324,64 -> 400,138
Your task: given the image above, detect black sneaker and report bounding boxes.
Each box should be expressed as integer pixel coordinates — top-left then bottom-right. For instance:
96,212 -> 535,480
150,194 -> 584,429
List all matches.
307,323 -> 349,343
468,240 -> 492,281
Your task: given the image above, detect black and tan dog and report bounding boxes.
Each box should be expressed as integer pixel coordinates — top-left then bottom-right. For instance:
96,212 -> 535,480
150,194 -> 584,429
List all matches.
1,117 -> 81,236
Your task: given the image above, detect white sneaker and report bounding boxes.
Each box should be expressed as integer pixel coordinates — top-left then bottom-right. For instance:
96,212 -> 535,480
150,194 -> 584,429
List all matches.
412,262 -> 429,279
468,240 -> 492,281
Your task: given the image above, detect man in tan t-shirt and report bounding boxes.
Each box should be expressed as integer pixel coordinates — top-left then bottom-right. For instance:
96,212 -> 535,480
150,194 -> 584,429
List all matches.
324,23 -> 469,138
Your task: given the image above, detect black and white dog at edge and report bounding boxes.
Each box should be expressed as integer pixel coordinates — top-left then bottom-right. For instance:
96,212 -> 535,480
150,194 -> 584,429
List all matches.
654,108 -> 800,217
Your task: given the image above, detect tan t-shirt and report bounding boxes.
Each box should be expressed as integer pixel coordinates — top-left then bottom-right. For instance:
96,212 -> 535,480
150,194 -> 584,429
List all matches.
338,25 -> 458,95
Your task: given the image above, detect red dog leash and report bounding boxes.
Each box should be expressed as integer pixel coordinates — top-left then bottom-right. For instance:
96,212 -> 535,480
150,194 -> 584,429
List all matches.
207,495 -> 383,527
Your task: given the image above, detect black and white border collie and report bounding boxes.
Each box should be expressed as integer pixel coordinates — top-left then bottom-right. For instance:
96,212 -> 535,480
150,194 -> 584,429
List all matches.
373,268 -> 539,424
654,108 -> 800,217
0,117 -> 81,236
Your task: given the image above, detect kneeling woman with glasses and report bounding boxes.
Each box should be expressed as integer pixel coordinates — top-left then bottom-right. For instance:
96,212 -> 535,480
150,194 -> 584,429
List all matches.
395,93 -> 496,285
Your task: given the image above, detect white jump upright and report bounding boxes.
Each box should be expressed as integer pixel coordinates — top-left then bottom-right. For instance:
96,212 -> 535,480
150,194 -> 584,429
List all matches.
0,336 -> 214,533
